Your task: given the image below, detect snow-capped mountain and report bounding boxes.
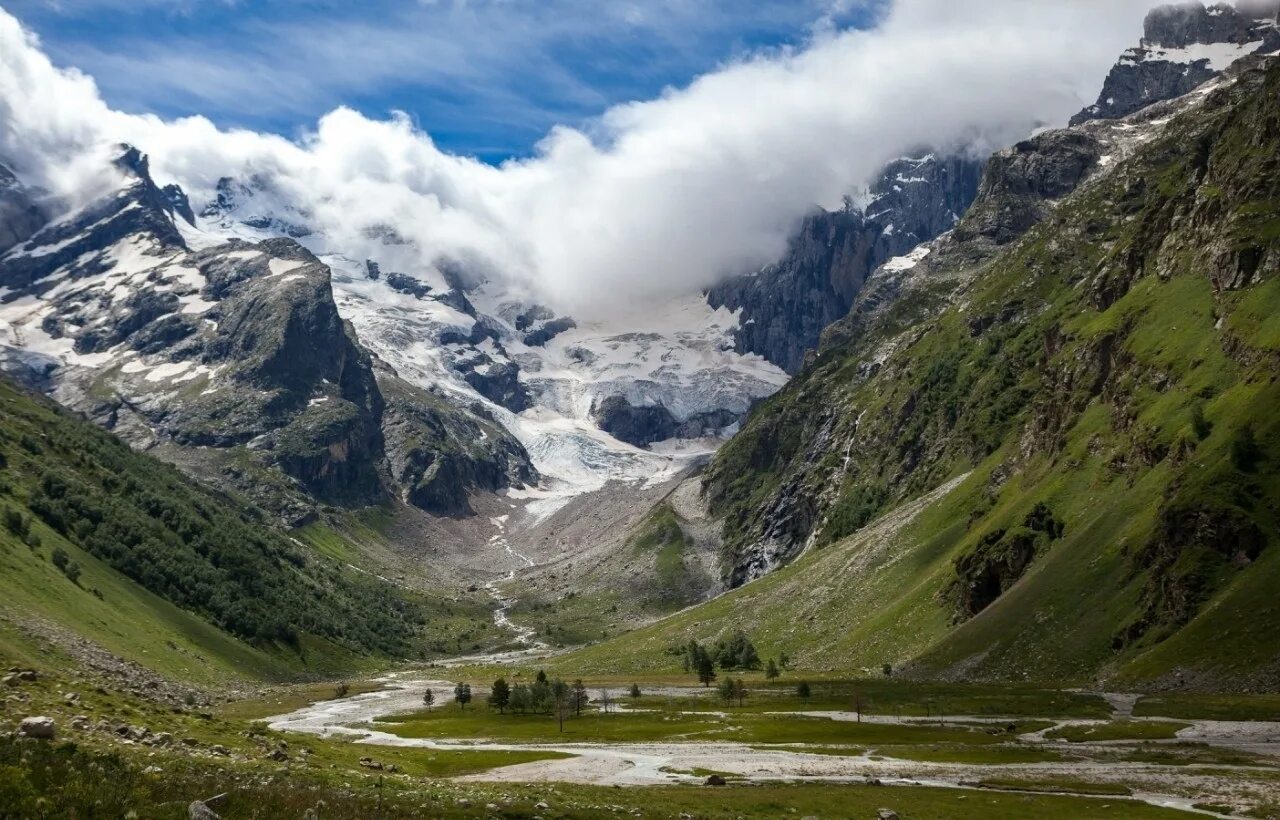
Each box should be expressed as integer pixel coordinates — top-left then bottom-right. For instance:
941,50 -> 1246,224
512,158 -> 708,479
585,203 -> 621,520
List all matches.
0,147 -> 534,523
1071,1 -> 1280,125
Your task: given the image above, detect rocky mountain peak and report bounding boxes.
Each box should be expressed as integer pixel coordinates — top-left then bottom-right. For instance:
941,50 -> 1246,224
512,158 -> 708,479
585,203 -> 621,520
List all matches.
1072,1 -> 1280,125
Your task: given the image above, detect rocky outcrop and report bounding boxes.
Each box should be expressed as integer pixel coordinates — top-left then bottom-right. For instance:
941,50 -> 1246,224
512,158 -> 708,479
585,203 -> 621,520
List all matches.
0,163 -> 46,254
953,131 -> 1101,246
706,154 -> 983,373
1072,2 -> 1280,126
380,371 -> 536,516
592,394 -> 741,448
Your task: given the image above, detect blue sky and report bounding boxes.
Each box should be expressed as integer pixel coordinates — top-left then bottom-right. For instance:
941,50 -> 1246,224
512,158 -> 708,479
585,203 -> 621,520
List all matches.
5,0 -> 877,163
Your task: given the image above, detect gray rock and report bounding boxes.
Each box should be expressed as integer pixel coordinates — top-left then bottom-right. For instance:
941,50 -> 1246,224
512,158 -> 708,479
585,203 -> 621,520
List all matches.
707,153 -> 983,373
17,716 -> 55,739
876,810 -> 899,820
1072,2 -> 1280,125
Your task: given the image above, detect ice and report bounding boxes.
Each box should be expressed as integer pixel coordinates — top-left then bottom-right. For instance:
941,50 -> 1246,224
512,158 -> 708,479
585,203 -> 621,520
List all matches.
882,244 -> 932,273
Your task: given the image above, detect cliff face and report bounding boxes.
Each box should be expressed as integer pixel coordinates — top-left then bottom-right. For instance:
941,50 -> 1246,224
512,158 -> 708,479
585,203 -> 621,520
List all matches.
706,154 -> 983,374
1072,1 -> 1280,126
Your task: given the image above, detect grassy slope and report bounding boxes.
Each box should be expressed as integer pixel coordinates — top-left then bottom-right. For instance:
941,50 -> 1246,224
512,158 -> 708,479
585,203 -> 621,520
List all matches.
568,63 -> 1280,687
0,376 -> 417,685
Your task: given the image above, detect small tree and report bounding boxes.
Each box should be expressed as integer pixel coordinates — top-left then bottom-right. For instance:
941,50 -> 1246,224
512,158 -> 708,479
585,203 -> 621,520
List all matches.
552,679 -> 570,731
765,659 -> 780,680
455,682 -> 472,710
881,663 -> 893,677
734,679 -> 748,708
64,561 -> 81,585
1191,404 -> 1212,441
422,689 -> 435,711
778,651 -> 791,671
510,684 -> 531,715
489,678 -> 511,714
629,683 -> 642,699
597,687 -> 613,714
695,648 -> 717,687
852,690 -> 865,723
51,546 -> 69,573
718,678 -> 736,705
1232,425 -> 1261,472
535,669 -> 548,684
571,680 -> 589,716
796,681 -> 811,704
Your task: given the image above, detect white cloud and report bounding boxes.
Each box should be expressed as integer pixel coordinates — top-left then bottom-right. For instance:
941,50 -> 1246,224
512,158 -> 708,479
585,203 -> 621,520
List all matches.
0,0 -> 1161,317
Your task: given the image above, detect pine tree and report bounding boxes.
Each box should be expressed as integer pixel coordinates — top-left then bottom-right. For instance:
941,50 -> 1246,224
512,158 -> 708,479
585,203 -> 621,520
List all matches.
629,683 -> 641,699
454,682 -> 472,710
422,689 -> 435,711
796,681 -> 811,703
765,659 -> 780,679
489,678 -> 511,714
696,647 -> 717,687
535,669 -> 548,684
572,679 -> 589,716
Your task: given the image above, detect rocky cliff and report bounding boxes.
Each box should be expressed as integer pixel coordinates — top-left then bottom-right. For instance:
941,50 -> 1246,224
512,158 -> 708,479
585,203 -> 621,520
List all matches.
706,154 -> 983,373
1071,1 -> 1280,126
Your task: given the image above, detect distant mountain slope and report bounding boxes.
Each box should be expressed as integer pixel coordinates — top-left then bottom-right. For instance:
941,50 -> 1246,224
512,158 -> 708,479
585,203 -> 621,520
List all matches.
607,58 -> 1280,689
0,375 -> 428,682
707,154 -> 983,374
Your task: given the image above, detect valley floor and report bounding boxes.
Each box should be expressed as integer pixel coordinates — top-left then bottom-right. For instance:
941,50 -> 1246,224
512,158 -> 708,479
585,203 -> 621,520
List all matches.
247,670 -> 1280,818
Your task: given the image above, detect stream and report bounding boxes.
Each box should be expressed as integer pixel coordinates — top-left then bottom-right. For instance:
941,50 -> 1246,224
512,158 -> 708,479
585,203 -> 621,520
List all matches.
266,676 -> 1279,818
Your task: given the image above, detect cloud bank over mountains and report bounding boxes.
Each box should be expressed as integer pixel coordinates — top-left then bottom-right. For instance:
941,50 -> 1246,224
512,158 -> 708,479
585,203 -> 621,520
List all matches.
0,1 -> 1158,317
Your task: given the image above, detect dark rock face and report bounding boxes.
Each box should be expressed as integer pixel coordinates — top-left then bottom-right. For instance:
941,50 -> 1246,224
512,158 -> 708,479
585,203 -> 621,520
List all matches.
385,272 -> 431,298
593,394 -> 744,448
954,131 -> 1101,246
380,373 -> 536,516
460,357 -> 531,413
707,154 -> 983,373
0,148 -> 187,293
0,164 -> 46,254
1071,2 -> 1280,125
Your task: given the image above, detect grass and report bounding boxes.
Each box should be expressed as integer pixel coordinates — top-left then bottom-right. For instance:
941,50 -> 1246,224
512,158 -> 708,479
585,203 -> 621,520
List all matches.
220,680 -> 390,721
1044,721 -> 1191,743
0,735 -> 1209,819
878,743 -> 1069,765
976,777 -> 1134,797
377,703 -> 1061,747
1133,693 -> 1280,722
627,680 -> 1109,719
1120,743 -> 1275,768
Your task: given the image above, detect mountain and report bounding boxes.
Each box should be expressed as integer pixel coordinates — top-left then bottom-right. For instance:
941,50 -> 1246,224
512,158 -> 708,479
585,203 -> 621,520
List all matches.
0,373 -> 426,685
618,55 -> 1280,689
0,148 -> 535,523
706,153 -> 984,374
1071,1 -> 1280,125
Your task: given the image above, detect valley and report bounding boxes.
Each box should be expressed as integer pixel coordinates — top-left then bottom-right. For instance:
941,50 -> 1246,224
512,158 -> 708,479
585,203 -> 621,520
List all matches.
1,0 -> 1279,817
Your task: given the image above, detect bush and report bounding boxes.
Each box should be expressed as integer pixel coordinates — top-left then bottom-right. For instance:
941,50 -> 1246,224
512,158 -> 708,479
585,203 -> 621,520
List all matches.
2,507 -> 29,539
1231,426 -> 1261,472
51,546 -> 69,572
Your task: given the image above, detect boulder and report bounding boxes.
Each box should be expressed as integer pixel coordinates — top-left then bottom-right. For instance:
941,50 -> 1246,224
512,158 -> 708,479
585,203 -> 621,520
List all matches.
17,716 -> 55,739
877,811 -> 900,820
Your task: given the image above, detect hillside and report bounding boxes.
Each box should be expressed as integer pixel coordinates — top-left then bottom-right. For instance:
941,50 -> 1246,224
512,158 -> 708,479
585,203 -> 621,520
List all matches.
0,374 -> 437,686
570,58 -> 1280,691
